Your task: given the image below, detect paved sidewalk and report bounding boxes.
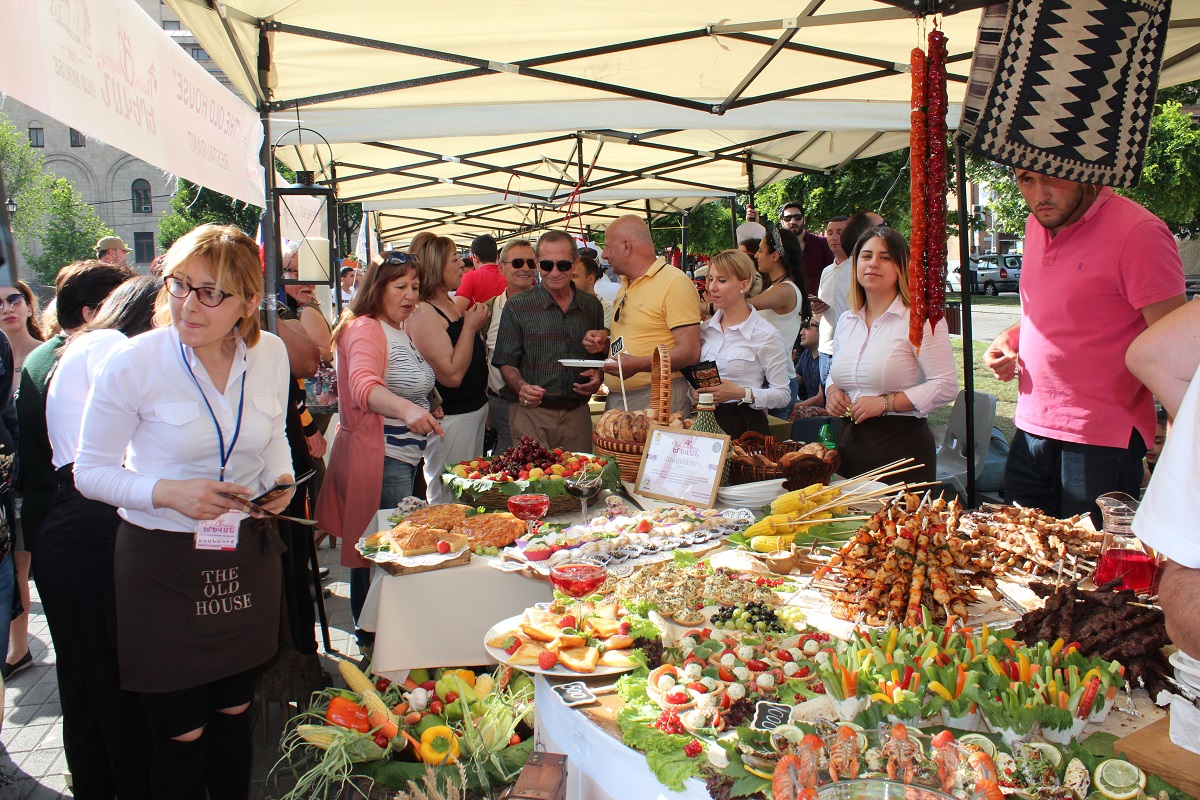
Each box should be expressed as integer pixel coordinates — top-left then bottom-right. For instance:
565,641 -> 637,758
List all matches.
1,544 -> 357,800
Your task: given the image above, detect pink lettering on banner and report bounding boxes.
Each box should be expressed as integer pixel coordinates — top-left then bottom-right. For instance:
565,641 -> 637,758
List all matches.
95,27 -> 158,134
170,67 -> 245,140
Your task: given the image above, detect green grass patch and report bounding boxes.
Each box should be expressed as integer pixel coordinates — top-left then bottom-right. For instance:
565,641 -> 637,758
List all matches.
927,339 -> 1018,443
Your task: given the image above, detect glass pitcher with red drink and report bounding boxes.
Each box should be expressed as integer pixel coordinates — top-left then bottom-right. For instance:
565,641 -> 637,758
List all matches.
1093,492 -> 1163,595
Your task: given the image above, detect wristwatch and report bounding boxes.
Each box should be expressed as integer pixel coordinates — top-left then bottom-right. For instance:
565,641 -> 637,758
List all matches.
742,387 -> 755,406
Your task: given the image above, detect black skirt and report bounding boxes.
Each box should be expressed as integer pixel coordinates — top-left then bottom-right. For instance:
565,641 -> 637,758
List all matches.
836,415 -> 936,484
713,403 -> 771,439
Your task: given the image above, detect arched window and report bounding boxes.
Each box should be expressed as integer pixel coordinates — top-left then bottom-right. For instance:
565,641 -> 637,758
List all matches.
132,179 -> 152,214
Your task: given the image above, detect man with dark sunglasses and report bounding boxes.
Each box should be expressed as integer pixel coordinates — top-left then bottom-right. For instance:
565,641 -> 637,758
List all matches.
584,216 -> 701,415
491,230 -> 605,452
780,202 -> 834,294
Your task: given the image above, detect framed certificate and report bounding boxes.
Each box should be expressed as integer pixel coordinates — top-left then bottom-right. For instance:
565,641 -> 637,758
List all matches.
633,424 -> 730,508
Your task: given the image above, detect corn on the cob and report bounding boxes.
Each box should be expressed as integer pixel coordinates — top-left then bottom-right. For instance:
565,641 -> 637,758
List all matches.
750,533 -> 793,552
743,518 -> 775,538
473,674 -> 495,699
338,659 -> 376,697
361,690 -> 396,723
298,724 -> 339,749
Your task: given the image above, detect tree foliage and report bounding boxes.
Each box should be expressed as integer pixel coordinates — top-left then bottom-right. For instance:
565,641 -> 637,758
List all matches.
26,179 -> 113,284
158,177 -> 262,251
0,112 -> 55,262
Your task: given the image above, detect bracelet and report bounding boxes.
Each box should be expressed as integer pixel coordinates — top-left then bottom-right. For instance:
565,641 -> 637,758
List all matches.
882,394 -> 892,416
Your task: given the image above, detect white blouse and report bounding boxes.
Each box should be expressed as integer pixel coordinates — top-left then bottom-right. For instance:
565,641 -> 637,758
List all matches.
74,326 -> 293,533
699,307 -> 792,411
828,295 -> 958,417
46,329 -> 128,469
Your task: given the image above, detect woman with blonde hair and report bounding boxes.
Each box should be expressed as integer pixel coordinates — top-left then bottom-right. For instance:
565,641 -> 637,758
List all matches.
405,232 -> 489,503
316,250 -> 442,649
75,224 -> 294,800
825,226 -> 957,483
697,249 -> 792,437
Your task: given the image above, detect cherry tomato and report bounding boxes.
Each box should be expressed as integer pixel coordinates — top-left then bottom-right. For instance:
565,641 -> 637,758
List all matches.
374,677 -> 392,692
374,734 -> 390,748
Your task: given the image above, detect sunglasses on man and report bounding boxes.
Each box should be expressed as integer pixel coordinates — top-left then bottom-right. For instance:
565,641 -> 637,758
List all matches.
539,259 -> 574,272
506,258 -> 537,269
781,213 -> 804,222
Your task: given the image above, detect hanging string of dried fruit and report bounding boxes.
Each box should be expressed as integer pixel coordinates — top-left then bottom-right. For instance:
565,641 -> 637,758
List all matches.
908,45 -> 928,352
925,25 -> 949,334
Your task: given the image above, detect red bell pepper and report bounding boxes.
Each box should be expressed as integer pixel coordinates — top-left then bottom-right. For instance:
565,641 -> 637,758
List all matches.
325,696 -> 370,733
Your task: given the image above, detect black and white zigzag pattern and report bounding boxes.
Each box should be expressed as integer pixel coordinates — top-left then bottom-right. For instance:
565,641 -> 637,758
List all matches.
956,0 -> 1171,188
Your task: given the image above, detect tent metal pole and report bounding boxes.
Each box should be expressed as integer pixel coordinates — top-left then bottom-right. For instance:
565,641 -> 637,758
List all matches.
729,197 -> 738,246
258,31 -> 278,335
954,141 -> 977,508
645,200 -> 653,226
680,210 -> 689,273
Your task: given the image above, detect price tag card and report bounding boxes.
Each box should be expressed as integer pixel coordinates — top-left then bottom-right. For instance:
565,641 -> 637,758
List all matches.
552,681 -> 599,707
633,424 -> 730,508
750,701 -> 793,732
195,512 -> 241,551
609,335 -> 624,357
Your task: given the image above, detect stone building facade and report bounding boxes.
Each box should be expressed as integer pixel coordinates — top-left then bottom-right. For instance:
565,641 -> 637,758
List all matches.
0,0 -> 236,274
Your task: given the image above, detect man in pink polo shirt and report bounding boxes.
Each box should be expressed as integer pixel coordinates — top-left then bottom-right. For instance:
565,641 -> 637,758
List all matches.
454,234 -> 507,307
984,169 -> 1185,525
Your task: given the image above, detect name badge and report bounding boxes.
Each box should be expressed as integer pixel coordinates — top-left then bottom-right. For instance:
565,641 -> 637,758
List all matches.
195,512 -> 241,551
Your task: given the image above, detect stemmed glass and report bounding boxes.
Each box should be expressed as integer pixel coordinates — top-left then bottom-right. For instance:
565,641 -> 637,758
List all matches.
507,493 -> 551,539
549,563 -> 608,617
564,470 -> 605,520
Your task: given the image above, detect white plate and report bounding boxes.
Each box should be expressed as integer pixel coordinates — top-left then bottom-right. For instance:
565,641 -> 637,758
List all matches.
559,359 -> 607,368
1169,650 -> 1200,682
717,479 -> 787,507
483,614 -> 637,677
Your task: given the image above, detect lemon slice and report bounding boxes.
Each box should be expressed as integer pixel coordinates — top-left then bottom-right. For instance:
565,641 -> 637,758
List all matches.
1022,742 -> 1063,770
958,734 -> 996,758
743,763 -> 775,780
1094,759 -> 1146,800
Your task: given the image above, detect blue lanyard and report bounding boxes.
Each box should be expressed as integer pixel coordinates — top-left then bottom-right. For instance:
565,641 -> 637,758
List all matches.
179,343 -> 246,482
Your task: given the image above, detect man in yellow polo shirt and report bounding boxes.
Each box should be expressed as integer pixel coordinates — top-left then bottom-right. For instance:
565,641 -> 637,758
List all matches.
584,215 -> 701,414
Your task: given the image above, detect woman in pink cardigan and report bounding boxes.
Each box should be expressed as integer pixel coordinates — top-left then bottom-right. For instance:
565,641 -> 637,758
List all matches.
316,251 -> 442,647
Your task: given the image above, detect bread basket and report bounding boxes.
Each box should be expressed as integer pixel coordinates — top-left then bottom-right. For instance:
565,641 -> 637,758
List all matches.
592,345 -> 673,481
727,431 -> 840,490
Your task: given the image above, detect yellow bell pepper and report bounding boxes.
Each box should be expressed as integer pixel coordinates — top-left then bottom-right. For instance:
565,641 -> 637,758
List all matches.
418,725 -> 461,765
448,669 -> 476,689
928,681 -> 954,702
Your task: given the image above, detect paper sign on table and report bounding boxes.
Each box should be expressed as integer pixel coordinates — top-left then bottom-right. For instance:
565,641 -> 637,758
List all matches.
633,424 -> 729,508
750,701 -> 793,731
552,682 -> 600,707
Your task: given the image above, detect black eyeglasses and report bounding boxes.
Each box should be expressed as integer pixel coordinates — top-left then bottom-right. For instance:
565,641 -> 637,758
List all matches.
781,213 -> 804,222
507,258 -> 537,269
0,293 -> 25,309
383,252 -> 413,266
164,276 -> 234,307
539,259 -> 574,272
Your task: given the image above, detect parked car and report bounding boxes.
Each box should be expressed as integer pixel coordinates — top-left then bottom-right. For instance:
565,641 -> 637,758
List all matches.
946,253 -> 1022,296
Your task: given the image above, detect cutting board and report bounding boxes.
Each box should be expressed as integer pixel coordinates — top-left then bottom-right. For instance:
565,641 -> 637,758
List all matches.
374,548 -> 471,576
1117,715 -> 1200,797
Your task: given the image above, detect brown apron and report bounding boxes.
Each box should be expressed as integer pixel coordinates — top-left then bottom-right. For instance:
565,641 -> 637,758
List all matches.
713,403 -> 771,439
114,517 -> 284,693
837,415 -> 937,484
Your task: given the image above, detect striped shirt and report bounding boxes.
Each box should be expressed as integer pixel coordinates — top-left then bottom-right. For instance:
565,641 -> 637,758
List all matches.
381,322 -> 436,464
491,284 -> 604,403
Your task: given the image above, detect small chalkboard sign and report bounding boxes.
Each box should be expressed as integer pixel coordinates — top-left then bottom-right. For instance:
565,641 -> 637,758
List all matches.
750,700 -> 793,731
552,681 -> 599,707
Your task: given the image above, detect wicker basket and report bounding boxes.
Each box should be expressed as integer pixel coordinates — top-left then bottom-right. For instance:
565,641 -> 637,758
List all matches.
451,487 -> 595,516
727,431 -> 841,490
592,345 -> 673,482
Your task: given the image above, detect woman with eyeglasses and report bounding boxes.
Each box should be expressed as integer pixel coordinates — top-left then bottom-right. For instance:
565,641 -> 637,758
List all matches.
695,250 -> 792,437
0,280 -> 43,680
825,226 -> 958,483
406,232 -> 490,504
74,225 -> 294,800
37,277 -> 159,800
751,225 -> 814,417
315,250 -> 443,650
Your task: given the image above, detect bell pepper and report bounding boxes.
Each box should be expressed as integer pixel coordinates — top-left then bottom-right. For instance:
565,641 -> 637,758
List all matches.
417,725 -> 461,765
928,681 -> 954,702
325,696 -> 371,733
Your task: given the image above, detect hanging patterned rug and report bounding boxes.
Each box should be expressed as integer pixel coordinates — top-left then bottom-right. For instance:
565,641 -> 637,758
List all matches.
956,0 -> 1172,188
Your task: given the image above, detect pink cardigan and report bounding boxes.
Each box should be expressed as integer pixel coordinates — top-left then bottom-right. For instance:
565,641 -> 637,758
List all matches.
315,316 -> 387,568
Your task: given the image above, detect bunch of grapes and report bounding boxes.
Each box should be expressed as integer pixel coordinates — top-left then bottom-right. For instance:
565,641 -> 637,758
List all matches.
633,636 -> 664,669
710,601 -> 784,633
490,437 -> 557,475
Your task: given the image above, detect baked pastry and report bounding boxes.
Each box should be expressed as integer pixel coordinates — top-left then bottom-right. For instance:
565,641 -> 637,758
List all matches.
457,512 -> 525,549
404,503 -> 471,530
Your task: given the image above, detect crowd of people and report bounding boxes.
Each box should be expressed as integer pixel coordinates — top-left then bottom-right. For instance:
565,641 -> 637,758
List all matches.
0,163 -> 1195,799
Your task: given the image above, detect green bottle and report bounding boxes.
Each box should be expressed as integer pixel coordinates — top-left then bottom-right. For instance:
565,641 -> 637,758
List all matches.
818,422 -> 837,451
692,393 -> 731,485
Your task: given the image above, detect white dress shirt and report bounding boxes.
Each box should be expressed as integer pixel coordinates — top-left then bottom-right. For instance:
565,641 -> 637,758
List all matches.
74,326 -> 293,533
46,329 -> 128,469
817,258 -> 853,356
699,307 -> 792,411
828,295 -> 958,417
484,289 -> 512,395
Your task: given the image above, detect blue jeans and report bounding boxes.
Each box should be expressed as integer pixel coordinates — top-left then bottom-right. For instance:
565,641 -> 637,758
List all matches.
769,375 -> 800,421
352,457 -> 419,646
1004,429 -> 1146,528
0,550 -> 12,663
818,352 -> 833,388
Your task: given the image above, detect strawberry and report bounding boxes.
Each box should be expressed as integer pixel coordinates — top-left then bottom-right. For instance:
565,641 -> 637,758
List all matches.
635,519 -> 652,533
664,691 -> 688,705
538,651 -> 559,670
558,615 -> 577,630
618,621 -> 631,635
436,540 -> 451,555
501,635 -> 522,656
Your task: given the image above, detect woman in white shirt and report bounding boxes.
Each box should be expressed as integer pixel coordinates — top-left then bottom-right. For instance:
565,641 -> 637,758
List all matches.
38,277 -> 158,800
74,225 -> 294,800
697,250 -> 792,437
825,226 -> 958,483
751,225 -> 814,417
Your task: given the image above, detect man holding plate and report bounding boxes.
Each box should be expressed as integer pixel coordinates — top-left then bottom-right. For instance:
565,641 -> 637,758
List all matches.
492,230 -> 605,452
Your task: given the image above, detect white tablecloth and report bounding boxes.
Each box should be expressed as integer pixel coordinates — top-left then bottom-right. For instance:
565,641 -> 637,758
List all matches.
357,511 -> 552,682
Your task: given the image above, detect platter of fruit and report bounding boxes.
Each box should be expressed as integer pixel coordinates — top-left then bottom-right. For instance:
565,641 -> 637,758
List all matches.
441,437 -> 621,513
484,602 -> 641,676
